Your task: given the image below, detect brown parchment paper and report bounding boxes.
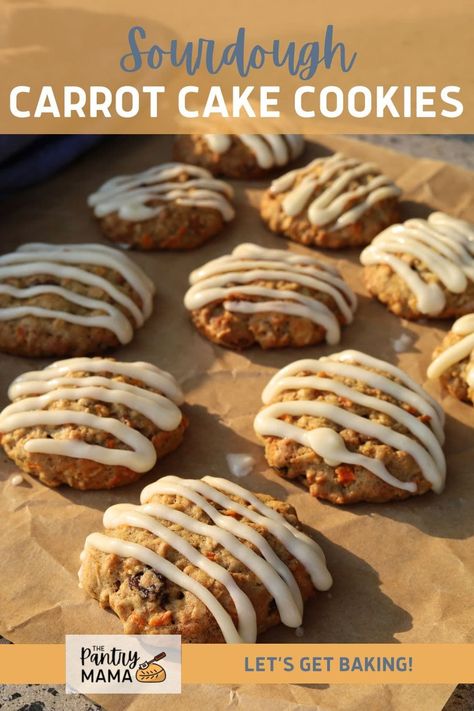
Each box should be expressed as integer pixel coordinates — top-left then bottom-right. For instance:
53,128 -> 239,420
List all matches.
0,136 -> 473,711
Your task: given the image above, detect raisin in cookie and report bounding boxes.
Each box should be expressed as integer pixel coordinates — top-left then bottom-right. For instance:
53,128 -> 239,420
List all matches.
184,243 -> 357,349
427,314 -> 474,404
254,350 -> 446,504
79,475 -> 332,641
0,357 -> 187,490
0,243 -> 154,357
361,212 -> 474,320
88,163 -> 235,250
260,153 -> 401,249
174,134 -> 305,179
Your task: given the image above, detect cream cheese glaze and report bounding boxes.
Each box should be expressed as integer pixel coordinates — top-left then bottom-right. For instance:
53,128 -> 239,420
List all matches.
269,153 -> 401,228
79,475 -> 332,644
88,162 -> 235,222
361,212 -> 474,316
0,358 -> 184,473
254,350 -> 446,494
427,313 -> 474,385
184,243 -> 357,345
202,134 -> 305,169
0,243 -> 155,344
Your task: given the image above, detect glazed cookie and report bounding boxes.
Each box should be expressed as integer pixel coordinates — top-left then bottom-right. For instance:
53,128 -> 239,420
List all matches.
174,134 -> 305,179
0,358 -> 187,490
0,243 -> 154,358
254,350 -> 446,504
88,163 -> 235,250
260,153 -> 401,249
427,314 -> 474,404
79,475 -> 332,641
361,212 -> 474,320
184,243 -> 357,349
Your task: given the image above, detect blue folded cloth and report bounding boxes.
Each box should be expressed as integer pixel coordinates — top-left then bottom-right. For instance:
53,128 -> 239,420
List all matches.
0,136 -> 103,196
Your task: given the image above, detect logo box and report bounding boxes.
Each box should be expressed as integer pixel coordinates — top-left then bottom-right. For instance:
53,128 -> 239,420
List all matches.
65,635 -> 181,694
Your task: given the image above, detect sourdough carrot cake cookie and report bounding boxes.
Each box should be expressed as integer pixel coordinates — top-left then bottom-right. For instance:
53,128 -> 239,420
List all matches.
88,163 -> 235,250
361,212 -> 474,320
0,358 -> 187,490
174,134 -> 305,179
254,350 -> 446,504
79,475 -> 332,641
260,153 -> 401,249
427,314 -> 474,404
184,243 -> 357,349
0,243 -> 154,357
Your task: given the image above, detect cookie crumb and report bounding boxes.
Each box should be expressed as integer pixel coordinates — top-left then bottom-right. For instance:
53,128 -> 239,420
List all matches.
226,453 -> 255,478
392,333 -> 413,353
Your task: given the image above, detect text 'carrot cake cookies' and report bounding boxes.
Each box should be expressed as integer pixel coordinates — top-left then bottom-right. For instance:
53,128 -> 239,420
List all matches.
88,163 -> 235,250
79,475 -> 332,641
427,314 -> 474,405
260,153 -> 401,249
0,358 -> 187,490
361,212 -> 474,320
184,243 -> 357,349
0,243 -> 155,358
254,350 -> 446,504
174,134 -> 305,179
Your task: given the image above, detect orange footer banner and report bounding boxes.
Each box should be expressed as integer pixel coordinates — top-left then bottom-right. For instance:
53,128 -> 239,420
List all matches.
1,643 -> 473,686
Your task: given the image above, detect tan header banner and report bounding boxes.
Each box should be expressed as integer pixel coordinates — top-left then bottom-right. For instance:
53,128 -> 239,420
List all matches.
1,644 -> 474,685
0,0 -> 472,133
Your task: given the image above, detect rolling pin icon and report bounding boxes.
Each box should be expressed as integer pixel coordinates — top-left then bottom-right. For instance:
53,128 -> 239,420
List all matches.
135,652 -> 167,683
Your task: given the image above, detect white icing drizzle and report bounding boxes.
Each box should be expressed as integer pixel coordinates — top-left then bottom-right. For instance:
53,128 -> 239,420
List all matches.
184,243 -> 357,345
80,475 -> 331,644
254,350 -> 446,494
203,135 -> 232,154
226,453 -> 255,478
361,212 -> 474,316
0,243 -> 154,344
88,162 -> 235,222
427,313 -> 474,383
202,134 -> 305,169
270,153 -> 401,228
0,358 -> 183,473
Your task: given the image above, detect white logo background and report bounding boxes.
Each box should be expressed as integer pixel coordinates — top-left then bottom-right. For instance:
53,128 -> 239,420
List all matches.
66,634 -> 181,694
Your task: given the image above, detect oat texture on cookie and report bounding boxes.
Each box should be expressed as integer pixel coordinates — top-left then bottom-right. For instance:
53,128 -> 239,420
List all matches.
428,313 -> 474,404
88,162 -> 235,250
0,357 -> 186,490
260,153 -> 401,249
184,243 -> 357,349
254,350 -> 446,504
174,134 -> 305,178
0,242 -> 155,357
79,475 -> 332,642
361,212 -> 474,320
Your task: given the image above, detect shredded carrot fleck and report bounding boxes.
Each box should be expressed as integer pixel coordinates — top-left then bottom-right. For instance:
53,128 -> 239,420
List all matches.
335,465 -> 356,485
129,612 -> 146,630
140,234 -> 155,249
150,611 -> 173,627
224,509 -> 241,519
